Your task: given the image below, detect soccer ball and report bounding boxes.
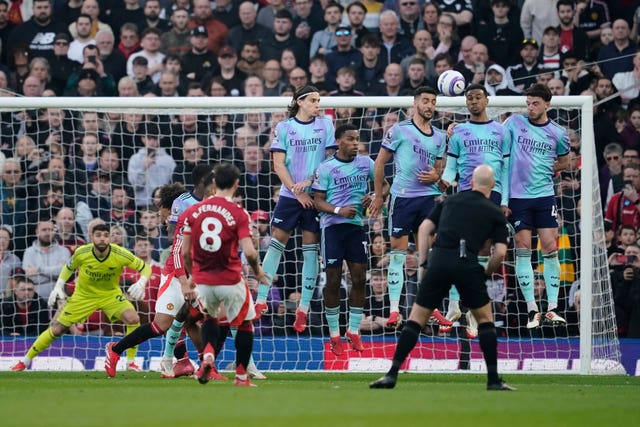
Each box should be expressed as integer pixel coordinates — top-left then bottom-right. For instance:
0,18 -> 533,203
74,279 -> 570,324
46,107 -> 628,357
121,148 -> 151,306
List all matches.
437,70 -> 466,96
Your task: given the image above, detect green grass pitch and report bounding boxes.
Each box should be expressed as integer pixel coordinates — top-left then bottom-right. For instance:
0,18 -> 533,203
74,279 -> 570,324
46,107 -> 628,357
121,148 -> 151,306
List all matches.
1,372 -> 639,427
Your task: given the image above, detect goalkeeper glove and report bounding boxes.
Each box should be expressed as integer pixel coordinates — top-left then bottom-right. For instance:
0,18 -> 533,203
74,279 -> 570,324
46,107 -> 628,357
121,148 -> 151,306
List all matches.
48,279 -> 67,308
128,276 -> 148,301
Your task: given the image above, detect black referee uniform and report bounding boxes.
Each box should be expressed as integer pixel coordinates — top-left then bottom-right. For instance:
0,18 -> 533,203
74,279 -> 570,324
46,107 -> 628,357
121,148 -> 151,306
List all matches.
417,190 -> 509,310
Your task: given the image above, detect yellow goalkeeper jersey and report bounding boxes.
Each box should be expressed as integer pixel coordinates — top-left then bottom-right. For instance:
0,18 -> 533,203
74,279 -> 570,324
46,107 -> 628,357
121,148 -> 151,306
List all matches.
59,244 -> 151,297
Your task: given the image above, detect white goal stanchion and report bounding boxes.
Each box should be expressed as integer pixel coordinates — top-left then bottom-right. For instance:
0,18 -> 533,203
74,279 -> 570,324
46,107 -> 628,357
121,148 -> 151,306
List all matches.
0,95 -> 625,375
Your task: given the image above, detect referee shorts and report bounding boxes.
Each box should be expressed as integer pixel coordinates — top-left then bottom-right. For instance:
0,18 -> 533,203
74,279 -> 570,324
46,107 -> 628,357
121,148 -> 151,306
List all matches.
416,248 -> 490,310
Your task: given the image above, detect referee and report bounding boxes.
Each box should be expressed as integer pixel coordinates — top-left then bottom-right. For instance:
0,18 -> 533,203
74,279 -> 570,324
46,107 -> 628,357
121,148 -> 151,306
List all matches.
370,165 -> 516,391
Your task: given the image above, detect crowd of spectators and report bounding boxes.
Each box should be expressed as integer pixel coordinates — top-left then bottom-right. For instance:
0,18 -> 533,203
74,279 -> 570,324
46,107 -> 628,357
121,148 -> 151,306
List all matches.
1,0 -> 640,338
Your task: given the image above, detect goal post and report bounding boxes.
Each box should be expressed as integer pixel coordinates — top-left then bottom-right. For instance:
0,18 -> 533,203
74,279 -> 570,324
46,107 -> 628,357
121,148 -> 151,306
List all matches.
0,95 -> 625,375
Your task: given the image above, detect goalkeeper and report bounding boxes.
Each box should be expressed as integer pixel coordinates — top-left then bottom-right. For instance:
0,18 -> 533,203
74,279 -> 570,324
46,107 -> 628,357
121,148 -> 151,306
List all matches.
11,223 -> 151,371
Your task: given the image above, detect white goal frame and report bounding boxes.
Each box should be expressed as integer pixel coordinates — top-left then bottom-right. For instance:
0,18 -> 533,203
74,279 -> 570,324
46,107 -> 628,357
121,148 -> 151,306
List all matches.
0,95 -> 620,375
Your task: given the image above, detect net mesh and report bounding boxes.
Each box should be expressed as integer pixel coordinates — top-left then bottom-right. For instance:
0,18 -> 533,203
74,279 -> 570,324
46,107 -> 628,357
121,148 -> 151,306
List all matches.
0,97 -> 624,374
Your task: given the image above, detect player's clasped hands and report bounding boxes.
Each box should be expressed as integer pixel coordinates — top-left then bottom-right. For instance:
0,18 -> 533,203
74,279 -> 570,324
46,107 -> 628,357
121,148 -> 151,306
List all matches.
418,165 -> 439,183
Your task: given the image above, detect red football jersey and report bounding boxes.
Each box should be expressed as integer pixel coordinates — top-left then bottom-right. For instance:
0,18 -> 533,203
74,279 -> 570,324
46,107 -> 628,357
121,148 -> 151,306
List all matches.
182,196 -> 252,285
161,213 -> 187,277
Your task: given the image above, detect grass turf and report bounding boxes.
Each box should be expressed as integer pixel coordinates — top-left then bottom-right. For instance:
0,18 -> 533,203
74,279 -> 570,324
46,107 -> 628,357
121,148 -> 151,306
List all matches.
1,372 -> 639,427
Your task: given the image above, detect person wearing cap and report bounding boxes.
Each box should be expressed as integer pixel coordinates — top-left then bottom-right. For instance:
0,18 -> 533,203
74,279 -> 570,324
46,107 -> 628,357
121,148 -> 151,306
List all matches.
189,0 -> 228,55
505,38 -> 543,94
309,1 -> 343,57
477,0 -> 524,69
1,276 -> 50,336
214,45 -> 247,96
181,25 -> 217,82
261,8 -> 309,70
49,32 -> 80,95
127,122 -> 176,208
64,44 -> 117,96
6,0 -> 69,62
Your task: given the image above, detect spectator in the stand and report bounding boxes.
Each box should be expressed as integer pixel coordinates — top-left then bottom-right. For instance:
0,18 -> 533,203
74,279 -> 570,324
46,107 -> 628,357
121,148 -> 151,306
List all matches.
256,0 -> 286,31
307,54 -> 334,93
127,124 -> 175,208
432,13 -> 460,62
400,29 -> 435,77
618,108 -> 640,151
279,48 -> 298,80
244,75 -> 264,97
556,0 -> 589,60
452,35 -> 477,84
227,1 -> 271,53
374,63 -> 404,97
476,0 -> 523,68
131,56 -> 154,95
329,66 -> 364,97
54,207 -> 85,254
261,9 -> 309,70
189,0 -> 228,55
287,67 -> 308,90
98,146 -> 126,187
136,208 -> 167,262
70,0 -> 111,39
292,0 -> 324,45
153,70 -> 180,98
400,58 -> 428,95
107,185 -> 137,238
396,0 -> 421,38
0,276 -> 49,336
22,219 -> 69,300
613,50 -> 640,108
605,164 -> 640,233
67,14 -> 95,64
575,0 -> 611,42
598,19 -> 636,80
239,141 -> 275,213
29,156 -> 74,205
506,39 -> 543,94
22,75 -> 44,97
181,25 -> 217,83
48,33 -> 80,95
215,45 -> 246,96
595,77 -> 621,120
262,59 -> 286,97
0,0 -> 15,65
236,40 -> 263,77
64,44 -> 117,96
377,10 -> 412,69
353,34 -> 385,94
420,1 -> 440,40
136,0 -> 170,34
325,25 -> 362,83
126,27 -> 165,84
160,7 -> 190,58
539,26 -> 562,71
75,173 -> 112,239
520,0 -> 560,46
77,111 -> 110,147
7,0 -> 68,62
599,143 -> 624,207
172,137 -> 205,186
108,0 -> 144,37
610,244 -> 640,337
167,112 -> 209,159
309,1 -> 343,57
360,269 -> 397,334
96,30 -> 126,84
0,227 -> 21,297
347,1 -> 371,48
433,0 -> 474,38
72,132 -> 101,189
559,53 -> 592,96
117,23 -> 141,60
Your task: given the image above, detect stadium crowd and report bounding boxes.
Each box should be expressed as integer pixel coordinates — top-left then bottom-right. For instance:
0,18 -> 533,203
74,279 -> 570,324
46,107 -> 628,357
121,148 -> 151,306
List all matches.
0,0 -> 639,340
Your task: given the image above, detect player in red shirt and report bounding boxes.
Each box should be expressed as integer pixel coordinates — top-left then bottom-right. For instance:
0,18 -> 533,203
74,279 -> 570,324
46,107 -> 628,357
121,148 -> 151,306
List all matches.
182,163 -> 270,387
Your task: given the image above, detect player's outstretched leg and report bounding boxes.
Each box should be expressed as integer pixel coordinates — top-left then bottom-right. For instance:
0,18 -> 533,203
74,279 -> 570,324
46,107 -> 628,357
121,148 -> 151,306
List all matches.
12,326 -> 61,371
105,321 -> 164,377
233,322 -> 257,387
255,239 -> 286,317
542,251 -> 566,325
515,248 -> 540,328
386,250 -> 406,327
294,243 -> 319,332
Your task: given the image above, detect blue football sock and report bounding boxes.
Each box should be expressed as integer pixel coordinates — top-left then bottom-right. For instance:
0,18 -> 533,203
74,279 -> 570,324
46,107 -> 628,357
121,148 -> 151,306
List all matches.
298,244 -> 319,313
348,306 -> 363,334
326,306 -> 340,337
256,239 -> 285,303
543,251 -> 561,309
163,319 -> 184,358
388,250 -> 406,312
515,248 -> 536,306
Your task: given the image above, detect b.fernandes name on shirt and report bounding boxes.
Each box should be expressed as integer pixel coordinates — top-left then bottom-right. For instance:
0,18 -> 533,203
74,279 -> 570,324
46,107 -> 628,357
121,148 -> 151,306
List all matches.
191,204 -> 236,226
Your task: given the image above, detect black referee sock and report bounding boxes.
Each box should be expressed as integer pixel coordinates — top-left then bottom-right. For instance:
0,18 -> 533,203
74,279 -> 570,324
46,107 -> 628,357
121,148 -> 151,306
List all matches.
478,322 -> 500,384
388,320 -> 422,377
113,323 -> 162,355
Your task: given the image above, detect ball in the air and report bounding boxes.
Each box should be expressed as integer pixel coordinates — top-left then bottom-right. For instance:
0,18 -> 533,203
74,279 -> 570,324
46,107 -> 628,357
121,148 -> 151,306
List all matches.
437,70 -> 466,96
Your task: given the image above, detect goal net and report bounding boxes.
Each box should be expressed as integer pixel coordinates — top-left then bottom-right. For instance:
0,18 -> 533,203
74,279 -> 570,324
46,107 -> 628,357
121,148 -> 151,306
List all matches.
0,95 -> 625,375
